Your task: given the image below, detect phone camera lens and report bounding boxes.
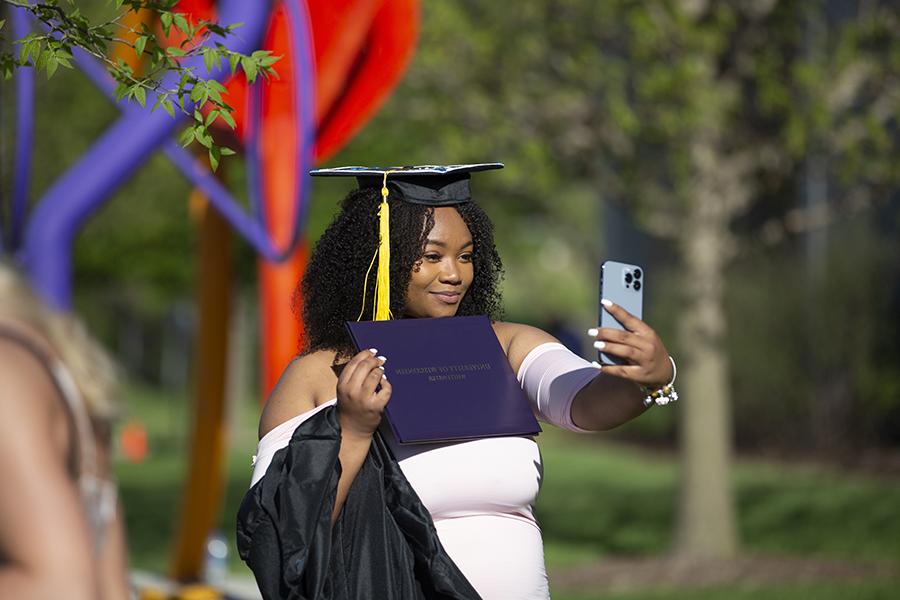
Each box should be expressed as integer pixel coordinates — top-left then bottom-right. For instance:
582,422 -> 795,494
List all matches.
634,269 -> 642,279
634,281 -> 642,291
625,273 -> 634,284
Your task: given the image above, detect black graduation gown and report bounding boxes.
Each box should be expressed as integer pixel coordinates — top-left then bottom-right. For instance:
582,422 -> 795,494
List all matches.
236,405 -> 482,600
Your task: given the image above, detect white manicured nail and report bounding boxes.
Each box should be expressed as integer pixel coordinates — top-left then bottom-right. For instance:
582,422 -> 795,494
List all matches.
382,374 -> 388,380
368,348 -> 378,354
590,361 -> 603,369
587,328 -> 598,337
601,298 -> 613,308
593,341 -> 606,350
377,355 -> 387,362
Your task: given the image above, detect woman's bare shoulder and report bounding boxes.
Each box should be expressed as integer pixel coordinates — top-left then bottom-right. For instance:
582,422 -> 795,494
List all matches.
491,320 -> 561,374
0,341 -> 70,460
258,349 -> 339,439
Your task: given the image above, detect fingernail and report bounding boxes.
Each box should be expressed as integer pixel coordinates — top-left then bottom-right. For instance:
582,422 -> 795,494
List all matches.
593,341 -> 606,350
377,355 -> 387,363
382,374 -> 388,380
590,361 -> 603,369
587,328 -> 598,337
368,348 -> 378,354
378,365 -> 385,371
601,298 -> 612,308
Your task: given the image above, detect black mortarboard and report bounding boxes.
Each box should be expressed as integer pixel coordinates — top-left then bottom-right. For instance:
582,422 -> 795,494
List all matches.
309,163 -> 504,205
308,163 -> 504,321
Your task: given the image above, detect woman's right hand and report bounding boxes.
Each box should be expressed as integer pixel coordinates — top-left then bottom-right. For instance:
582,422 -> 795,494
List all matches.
336,349 -> 392,438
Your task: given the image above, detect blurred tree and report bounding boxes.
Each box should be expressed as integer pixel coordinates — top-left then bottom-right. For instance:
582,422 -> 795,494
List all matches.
340,0 -> 900,558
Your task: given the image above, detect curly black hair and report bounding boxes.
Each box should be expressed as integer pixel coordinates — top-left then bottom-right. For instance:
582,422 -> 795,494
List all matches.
297,187 -> 504,358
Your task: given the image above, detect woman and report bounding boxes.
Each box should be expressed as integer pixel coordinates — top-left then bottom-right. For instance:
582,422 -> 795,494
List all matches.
242,165 -> 676,599
0,262 -> 130,600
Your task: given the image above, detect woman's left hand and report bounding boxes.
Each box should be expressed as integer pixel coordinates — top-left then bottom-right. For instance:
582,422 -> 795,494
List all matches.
590,300 -> 673,388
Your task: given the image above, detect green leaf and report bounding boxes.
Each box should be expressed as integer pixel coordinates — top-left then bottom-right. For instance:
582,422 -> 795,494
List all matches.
134,35 -> 148,57
167,47 -> 187,57
178,70 -> 192,92
195,125 -> 213,148
46,55 -> 58,78
133,85 -> 146,107
208,145 -> 221,172
205,109 -> 220,127
35,48 -> 49,71
259,54 -> 281,67
218,109 -> 236,130
161,97 -> 175,117
205,84 -> 223,104
19,39 -> 36,65
173,13 -> 191,37
113,81 -> 129,102
0,20 -> 6,32
203,48 -> 214,74
219,146 -> 236,156
55,51 -> 73,68
228,52 -> 240,74
179,126 -> 196,147
190,83 -> 206,104
207,80 -> 227,93
241,56 -> 258,82
160,12 -> 174,36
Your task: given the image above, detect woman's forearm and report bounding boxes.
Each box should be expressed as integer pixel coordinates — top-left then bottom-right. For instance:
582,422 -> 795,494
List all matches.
332,416 -> 374,523
570,372 -> 649,431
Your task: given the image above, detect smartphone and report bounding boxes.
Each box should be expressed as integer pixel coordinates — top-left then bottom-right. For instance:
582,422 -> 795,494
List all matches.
598,260 -> 644,366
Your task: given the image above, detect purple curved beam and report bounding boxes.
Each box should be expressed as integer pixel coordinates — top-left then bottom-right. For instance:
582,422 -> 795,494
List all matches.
246,0 -> 315,257
10,7 -> 35,253
21,1 -> 272,308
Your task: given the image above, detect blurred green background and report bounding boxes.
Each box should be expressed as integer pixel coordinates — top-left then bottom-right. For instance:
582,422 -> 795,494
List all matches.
3,0 -> 900,597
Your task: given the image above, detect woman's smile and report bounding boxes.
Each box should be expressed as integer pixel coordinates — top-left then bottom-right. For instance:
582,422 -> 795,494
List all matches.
430,290 -> 462,304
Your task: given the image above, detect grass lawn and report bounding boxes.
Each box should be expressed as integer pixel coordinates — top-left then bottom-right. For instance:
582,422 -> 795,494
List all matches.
116,385 -> 900,596
536,427 -> 900,566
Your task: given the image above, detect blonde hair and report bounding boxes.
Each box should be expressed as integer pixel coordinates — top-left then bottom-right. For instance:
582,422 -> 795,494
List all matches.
0,261 -> 118,423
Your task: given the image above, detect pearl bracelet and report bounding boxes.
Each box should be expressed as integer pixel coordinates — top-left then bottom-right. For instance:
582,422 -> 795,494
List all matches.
642,356 -> 679,407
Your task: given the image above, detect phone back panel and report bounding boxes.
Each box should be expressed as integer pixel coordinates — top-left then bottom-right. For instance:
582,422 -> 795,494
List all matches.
599,260 -> 644,365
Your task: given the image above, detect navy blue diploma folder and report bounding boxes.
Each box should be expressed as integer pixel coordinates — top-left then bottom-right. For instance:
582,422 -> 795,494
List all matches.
346,316 -> 541,444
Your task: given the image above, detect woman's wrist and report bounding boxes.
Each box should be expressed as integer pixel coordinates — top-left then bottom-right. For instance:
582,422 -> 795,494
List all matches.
640,356 -> 679,407
337,409 -> 378,441
646,355 -> 676,389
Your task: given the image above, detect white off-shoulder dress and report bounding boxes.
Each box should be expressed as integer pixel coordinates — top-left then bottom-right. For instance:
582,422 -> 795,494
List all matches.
250,342 -> 597,600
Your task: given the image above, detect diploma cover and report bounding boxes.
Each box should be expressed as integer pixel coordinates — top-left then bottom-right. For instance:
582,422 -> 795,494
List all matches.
346,315 -> 541,444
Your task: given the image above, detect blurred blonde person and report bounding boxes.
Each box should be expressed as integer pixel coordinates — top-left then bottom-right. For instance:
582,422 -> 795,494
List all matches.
0,261 -> 130,599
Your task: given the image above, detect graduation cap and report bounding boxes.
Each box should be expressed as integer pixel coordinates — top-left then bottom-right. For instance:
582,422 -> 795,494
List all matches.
309,163 -> 504,321
309,163 -> 504,205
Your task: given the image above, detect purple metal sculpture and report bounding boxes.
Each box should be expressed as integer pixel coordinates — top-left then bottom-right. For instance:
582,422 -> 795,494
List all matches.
10,7 -> 34,254
5,0 -> 314,309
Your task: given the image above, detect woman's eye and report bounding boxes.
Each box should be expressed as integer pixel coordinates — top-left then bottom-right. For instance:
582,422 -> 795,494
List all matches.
460,253 -> 474,262
424,254 -> 441,262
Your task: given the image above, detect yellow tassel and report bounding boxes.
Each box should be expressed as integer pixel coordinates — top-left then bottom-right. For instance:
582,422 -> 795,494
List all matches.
359,171 -> 396,321
374,175 -> 392,320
